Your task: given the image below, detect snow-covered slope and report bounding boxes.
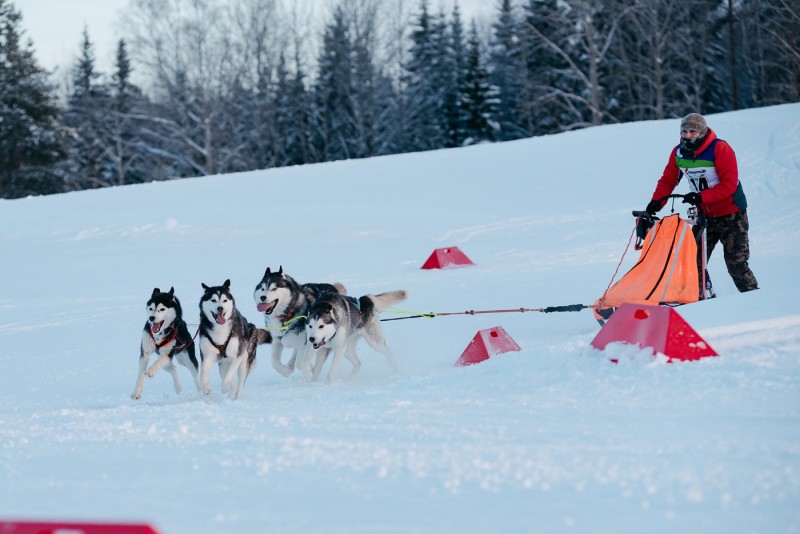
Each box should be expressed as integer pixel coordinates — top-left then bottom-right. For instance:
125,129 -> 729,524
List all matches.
1,104 -> 798,533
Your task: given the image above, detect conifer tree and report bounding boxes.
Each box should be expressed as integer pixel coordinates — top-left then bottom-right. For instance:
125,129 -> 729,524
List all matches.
460,21 -> 499,144
314,5 -> 357,161
288,53 -> 316,165
107,39 -> 150,185
346,0 -> 389,159
62,27 -> 112,189
402,0 -> 445,151
441,4 -> 465,147
0,0 -> 66,198
489,0 -> 527,140
271,50 -> 314,167
313,2 -> 390,161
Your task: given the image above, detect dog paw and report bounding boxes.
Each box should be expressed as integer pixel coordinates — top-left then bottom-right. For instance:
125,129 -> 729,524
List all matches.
220,380 -> 232,394
145,369 -> 156,379
131,391 -> 142,400
203,385 -> 213,396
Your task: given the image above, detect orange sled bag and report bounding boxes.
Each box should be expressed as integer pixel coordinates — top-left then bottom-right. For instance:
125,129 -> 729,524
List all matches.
594,214 -> 699,322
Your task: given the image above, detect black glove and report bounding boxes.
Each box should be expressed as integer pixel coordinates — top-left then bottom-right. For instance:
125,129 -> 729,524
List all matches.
645,200 -> 661,215
682,192 -> 702,206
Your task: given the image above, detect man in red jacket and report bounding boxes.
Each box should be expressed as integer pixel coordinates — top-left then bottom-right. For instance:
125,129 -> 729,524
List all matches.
645,113 -> 758,295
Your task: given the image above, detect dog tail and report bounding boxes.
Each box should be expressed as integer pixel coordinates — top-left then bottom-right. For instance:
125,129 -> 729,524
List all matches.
368,290 -> 408,311
334,282 -> 347,295
255,327 -> 272,345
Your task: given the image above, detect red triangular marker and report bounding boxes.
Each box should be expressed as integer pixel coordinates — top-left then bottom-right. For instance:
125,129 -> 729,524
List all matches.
591,303 -> 717,361
455,326 -> 521,366
421,246 -> 474,269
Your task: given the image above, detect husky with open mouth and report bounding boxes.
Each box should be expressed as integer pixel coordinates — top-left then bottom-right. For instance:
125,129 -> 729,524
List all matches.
132,287 -> 200,400
253,266 -> 345,377
305,290 -> 407,383
198,279 -> 270,399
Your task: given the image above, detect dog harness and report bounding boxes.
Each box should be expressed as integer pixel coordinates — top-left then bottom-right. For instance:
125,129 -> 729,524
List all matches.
151,324 -> 196,355
209,332 -> 232,357
151,326 -> 178,349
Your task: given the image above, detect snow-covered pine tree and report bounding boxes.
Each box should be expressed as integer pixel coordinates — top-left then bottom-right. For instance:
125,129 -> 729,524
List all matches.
0,0 -> 66,198
62,27 -> 113,190
460,20 -> 500,145
105,39 -> 151,186
489,0 -> 530,140
441,3 -> 466,148
402,0 -> 446,152
314,6 -> 357,162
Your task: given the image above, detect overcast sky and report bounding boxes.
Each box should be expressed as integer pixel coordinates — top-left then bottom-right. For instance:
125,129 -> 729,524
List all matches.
15,0 -> 494,78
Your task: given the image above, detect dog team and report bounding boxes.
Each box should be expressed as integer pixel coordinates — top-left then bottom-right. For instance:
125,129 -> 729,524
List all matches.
132,267 -> 407,400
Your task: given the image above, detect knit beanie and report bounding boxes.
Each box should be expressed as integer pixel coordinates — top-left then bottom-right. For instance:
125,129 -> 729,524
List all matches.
681,113 -> 707,135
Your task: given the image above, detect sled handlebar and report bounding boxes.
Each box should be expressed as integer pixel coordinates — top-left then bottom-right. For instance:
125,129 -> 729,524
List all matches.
657,193 -> 689,202
633,194 -> 691,219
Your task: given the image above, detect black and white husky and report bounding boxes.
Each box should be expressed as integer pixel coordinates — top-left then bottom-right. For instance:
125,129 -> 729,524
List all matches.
253,266 -> 345,377
132,287 -> 200,400
305,290 -> 408,383
198,279 -> 271,399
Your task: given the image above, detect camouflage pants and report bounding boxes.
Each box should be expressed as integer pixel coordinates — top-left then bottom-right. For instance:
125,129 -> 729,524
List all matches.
693,210 -> 759,293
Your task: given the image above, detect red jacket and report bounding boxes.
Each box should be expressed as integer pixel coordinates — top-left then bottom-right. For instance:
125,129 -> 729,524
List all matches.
652,128 -> 742,218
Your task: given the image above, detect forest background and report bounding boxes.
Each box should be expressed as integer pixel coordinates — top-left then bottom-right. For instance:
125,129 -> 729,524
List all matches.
1,0 -> 798,199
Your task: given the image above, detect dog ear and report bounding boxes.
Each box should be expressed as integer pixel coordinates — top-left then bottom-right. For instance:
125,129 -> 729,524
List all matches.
202,283 -> 209,290
168,287 -> 174,297
264,266 -> 271,277
278,265 -> 283,275
151,287 -> 160,297
223,279 -> 231,288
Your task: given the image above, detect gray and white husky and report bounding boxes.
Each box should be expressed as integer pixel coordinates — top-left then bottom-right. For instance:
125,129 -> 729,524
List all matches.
132,287 -> 200,400
253,266 -> 345,377
198,279 -> 271,399
305,290 -> 407,383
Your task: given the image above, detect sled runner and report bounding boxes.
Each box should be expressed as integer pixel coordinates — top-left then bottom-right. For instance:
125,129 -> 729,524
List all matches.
594,195 -> 708,324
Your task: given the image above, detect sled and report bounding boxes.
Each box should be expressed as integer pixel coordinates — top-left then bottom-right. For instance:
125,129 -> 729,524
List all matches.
594,196 -> 705,324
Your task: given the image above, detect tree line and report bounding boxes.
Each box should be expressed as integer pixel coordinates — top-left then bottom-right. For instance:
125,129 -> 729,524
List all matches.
1,0 -> 798,199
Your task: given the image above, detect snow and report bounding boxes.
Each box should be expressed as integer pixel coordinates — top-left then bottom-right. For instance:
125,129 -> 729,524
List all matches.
1,104 -> 799,533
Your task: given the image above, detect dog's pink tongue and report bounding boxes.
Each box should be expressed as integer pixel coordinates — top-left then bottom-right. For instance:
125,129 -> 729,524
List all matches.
150,321 -> 163,334
314,340 -> 327,350
257,300 -> 277,314
214,311 -> 226,325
